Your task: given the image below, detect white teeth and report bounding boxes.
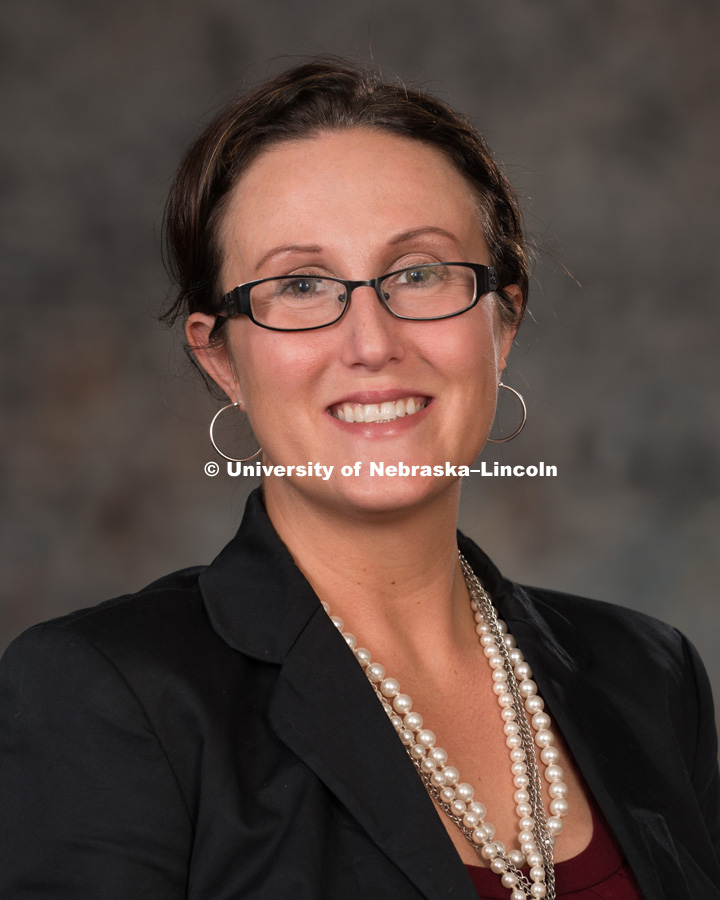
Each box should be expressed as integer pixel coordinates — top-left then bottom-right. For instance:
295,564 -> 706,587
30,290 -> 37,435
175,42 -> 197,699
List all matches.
334,396 -> 426,423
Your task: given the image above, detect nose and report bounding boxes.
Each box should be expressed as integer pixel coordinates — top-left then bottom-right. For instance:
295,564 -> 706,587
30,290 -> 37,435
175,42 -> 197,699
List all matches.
338,284 -> 406,370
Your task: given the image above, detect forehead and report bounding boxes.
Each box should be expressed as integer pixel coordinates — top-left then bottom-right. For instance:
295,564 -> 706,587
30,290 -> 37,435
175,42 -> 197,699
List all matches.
219,128 -> 487,279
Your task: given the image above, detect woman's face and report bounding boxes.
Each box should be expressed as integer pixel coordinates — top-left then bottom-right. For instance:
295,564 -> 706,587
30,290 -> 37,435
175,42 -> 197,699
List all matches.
189,128 -> 520,515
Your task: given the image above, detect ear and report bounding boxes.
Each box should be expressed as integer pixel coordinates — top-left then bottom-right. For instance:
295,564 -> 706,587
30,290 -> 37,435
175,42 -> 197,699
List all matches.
496,284 -> 523,375
185,313 -> 244,407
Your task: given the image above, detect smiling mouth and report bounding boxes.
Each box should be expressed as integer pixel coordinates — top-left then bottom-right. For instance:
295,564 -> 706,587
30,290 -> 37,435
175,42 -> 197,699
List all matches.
329,396 -> 430,424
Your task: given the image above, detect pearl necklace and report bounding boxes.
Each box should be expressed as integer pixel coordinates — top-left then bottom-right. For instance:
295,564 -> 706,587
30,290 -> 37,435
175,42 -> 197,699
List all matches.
321,552 -> 569,900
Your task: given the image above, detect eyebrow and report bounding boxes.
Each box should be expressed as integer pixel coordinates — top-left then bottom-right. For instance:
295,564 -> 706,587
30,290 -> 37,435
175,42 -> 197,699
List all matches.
254,228 -> 460,272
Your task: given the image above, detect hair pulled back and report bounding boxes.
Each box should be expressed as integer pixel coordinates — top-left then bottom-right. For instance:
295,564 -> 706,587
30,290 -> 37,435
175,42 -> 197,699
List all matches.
162,57 -> 529,335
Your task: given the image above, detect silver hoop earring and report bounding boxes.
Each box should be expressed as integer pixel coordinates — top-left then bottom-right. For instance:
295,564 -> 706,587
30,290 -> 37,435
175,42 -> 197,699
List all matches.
487,383 -> 527,444
209,402 -> 263,462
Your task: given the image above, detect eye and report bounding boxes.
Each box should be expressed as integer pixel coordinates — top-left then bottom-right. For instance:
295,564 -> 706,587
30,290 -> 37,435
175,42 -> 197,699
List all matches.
282,277 -> 322,295
395,265 -> 446,287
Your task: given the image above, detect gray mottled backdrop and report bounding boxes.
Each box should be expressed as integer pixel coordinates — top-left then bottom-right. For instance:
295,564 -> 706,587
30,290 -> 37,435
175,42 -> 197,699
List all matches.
2,2 -> 719,721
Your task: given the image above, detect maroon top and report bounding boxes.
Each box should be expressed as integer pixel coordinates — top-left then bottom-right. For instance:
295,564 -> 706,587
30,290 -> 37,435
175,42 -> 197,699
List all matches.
465,795 -> 644,899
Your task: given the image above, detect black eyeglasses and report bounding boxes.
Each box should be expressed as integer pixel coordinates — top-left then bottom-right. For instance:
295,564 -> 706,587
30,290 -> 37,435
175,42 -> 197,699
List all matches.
216,262 -> 499,332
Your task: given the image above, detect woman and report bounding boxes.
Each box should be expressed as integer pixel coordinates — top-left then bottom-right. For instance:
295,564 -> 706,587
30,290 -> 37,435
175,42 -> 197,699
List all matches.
1,59 -> 718,900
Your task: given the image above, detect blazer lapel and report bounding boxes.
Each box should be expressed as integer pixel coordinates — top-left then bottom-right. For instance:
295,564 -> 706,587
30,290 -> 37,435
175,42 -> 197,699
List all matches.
200,490 -> 477,900
269,608 -> 478,900
486,572 -> 690,899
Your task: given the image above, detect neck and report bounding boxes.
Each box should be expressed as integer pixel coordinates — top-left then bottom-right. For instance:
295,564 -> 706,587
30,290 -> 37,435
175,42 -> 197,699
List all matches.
263,480 -> 477,671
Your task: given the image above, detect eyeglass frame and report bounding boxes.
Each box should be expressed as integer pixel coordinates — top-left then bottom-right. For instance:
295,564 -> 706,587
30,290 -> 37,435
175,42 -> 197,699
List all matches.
215,262 -> 500,332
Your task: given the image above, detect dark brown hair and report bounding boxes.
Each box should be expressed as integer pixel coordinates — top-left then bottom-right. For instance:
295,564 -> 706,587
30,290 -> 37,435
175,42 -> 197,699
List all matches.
161,57 -> 529,337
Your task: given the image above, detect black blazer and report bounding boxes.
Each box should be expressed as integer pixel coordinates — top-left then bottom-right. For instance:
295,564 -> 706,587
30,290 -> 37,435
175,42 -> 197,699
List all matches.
1,489 -> 719,899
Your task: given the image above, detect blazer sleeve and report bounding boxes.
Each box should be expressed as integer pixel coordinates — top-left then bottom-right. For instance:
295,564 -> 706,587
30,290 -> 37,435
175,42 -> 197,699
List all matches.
683,633 -> 720,851
0,623 -> 193,899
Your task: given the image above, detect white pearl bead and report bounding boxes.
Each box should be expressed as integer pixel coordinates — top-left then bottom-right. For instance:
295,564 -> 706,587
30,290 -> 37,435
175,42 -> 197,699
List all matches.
550,798 -> 569,818
508,648 -> 523,664
494,839 -> 505,855
502,708 -> 518,723
535,729 -> 554,748
330,615 -> 344,630
399,729 -> 414,745
456,782 -> 474,802
409,744 -> 426,760
343,632 -> 357,649
540,745 -> 559,765
492,667 -> 508,683
403,711 -> 423,731
493,681 -> 510,696
483,643 -> 499,658
390,716 -> 403,731
545,764 -> 564,783
468,801 -> 487,818
491,857 -> 507,874
516,802 -> 532,817
506,734 -> 523,750
514,789 -> 529,804
501,872 -> 518,888
380,678 -> 400,698
366,662 -> 385,682
519,679 -> 538,698
354,647 -> 371,666
531,884 -> 546,899
416,729 -> 436,748
430,747 -> 448,765
518,829 -> 534,845
507,849 -> 525,867
530,865 -> 545,882
549,781 -> 568,799
531,712 -> 550,731
480,633 -> 496,647
321,601 -> 330,613
488,654 -> 505,669
511,762 -> 527,777
482,821 -> 495,840
498,692 -> 514,708
443,766 -> 459,786
514,661 -> 532,681
510,889 -> 527,900
513,773 -> 530,790
477,621 -> 490,633
462,811 -> 480,829
519,816 -> 535,831
526,851 -> 543,867
480,841 -> 498,860
510,747 -> 525,762
420,757 -> 437,773
498,619 -> 508,633
450,799 -> 467,816
471,828 -> 485,845
547,816 -> 564,836
430,771 -> 446,787
504,634 -> 516,649
440,787 -> 456,803
521,841 -> 537,857
525,695 -> 544,714
392,693 -> 412,714
504,722 -> 520,736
